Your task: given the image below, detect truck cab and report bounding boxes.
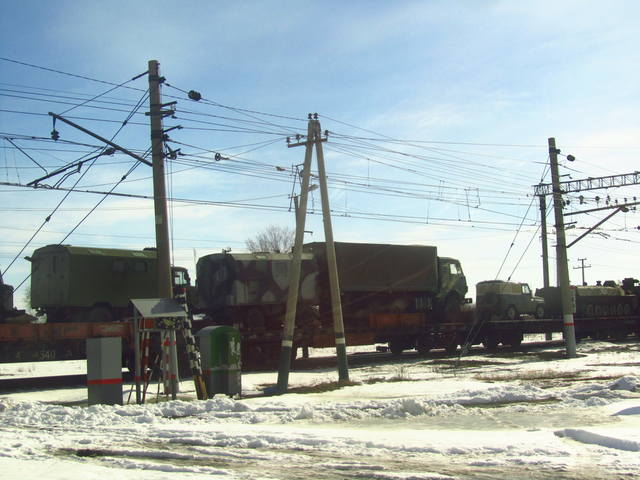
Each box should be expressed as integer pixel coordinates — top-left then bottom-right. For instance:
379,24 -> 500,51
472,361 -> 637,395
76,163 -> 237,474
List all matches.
437,257 -> 468,312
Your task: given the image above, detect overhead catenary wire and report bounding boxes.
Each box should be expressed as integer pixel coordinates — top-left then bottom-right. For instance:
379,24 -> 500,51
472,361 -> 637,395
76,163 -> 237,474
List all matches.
1,84 -> 151,279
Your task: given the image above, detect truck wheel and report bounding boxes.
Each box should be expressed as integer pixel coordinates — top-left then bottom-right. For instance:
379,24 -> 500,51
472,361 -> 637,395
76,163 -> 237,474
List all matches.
88,306 -> 113,323
505,305 -> 517,320
534,305 -> 544,319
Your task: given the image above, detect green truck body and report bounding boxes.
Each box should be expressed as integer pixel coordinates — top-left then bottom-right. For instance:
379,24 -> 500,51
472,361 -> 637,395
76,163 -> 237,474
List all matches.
29,245 -> 189,322
304,241 -> 467,311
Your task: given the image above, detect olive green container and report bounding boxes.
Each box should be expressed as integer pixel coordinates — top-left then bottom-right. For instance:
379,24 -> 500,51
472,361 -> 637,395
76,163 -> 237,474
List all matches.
197,326 -> 241,397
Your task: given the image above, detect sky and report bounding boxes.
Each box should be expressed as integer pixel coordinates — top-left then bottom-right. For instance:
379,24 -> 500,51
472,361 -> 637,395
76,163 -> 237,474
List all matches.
1,0 -> 640,309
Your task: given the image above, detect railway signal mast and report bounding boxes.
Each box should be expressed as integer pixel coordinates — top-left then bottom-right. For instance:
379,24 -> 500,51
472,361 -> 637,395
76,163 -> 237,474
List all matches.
536,138 -> 640,358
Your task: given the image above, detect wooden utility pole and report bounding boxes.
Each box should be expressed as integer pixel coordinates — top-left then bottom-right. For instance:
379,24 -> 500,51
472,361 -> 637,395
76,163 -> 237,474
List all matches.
148,59 -> 178,398
277,115 -> 349,393
548,137 -> 577,358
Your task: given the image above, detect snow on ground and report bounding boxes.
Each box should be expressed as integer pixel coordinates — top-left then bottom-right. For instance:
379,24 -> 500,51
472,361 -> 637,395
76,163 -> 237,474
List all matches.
1,338 -> 640,479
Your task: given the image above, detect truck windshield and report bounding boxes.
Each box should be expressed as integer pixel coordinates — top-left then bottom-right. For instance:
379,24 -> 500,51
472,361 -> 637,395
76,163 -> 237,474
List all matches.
173,269 -> 189,286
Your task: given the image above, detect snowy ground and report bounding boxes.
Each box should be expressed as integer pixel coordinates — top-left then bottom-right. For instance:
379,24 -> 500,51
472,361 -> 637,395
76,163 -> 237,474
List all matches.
1,337 -> 640,480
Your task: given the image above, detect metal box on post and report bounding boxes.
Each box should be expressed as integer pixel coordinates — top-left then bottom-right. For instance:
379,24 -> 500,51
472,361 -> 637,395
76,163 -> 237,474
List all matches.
197,325 -> 241,397
86,336 -> 122,405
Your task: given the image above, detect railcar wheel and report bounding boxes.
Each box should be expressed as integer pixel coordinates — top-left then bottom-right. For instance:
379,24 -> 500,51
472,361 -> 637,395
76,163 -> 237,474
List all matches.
585,304 -> 594,317
508,334 -> 523,349
88,306 -> 113,323
534,305 -> 544,319
612,329 -> 628,341
444,341 -> 458,355
594,305 -> 603,317
389,339 -> 404,356
623,304 -> 632,316
245,308 -> 266,330
616,304 -> 625,316
482,334 -> 499,353
505,305 -> 518,320
416,337 -> 432,356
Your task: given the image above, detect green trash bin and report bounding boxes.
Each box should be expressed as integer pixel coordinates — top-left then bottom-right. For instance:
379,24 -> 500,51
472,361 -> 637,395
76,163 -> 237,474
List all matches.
197,326 -> 241,397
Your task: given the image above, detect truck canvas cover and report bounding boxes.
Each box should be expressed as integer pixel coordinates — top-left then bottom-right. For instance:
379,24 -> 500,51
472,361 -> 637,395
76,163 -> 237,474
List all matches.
304,242 -> 439,293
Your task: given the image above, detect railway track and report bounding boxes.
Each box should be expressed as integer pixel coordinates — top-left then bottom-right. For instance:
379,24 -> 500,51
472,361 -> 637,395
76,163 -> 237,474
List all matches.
0,339 -> 582,392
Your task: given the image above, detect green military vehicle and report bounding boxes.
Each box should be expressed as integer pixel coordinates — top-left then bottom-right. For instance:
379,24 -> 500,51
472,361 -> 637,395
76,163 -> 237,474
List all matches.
195,251 -> 318,330
0,272 -> 29,323
304,242 -> 469,355
29,244 -> 191,323
305,241 -> 468,316
476,280 -> 545,320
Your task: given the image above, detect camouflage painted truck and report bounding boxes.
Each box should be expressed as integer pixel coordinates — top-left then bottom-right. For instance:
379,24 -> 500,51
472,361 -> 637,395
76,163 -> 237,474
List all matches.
29,244 -> 192,323
304,242 -> 469,355
195,242 -> 469,362
194,251 -> 319,365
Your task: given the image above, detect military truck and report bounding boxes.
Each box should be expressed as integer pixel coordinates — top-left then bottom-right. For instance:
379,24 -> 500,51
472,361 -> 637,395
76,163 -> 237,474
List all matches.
29,244 -> 191,323
195,250 -> 318,331
305,241 -> 467,316
476,280 -> 545,320
304,242 -> 469,354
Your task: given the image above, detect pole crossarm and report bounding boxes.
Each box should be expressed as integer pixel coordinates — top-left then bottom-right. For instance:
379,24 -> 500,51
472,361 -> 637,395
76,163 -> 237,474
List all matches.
534,171 -> 640,196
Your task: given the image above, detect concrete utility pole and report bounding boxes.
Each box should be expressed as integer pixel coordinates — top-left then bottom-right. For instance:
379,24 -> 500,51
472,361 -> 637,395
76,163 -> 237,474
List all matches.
148,60 -> 173,298
148,60 -> 178,398
573,258 -> 591,286
548,137 -> 577,358
277,115 -> 350,393
277,120 -> 314,393
313,120 -> 349,383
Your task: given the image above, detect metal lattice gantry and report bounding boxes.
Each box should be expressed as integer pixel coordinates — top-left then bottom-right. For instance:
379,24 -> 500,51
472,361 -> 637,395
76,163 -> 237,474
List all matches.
534,171 -> 640,196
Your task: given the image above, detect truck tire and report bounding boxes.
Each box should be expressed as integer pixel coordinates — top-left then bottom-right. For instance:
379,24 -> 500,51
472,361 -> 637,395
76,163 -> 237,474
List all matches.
535,305 -> 544,319
505,305 -> 517,320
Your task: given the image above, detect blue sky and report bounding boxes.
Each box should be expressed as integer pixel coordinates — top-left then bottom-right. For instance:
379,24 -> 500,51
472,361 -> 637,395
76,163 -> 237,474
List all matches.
2,1 -> 639,308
